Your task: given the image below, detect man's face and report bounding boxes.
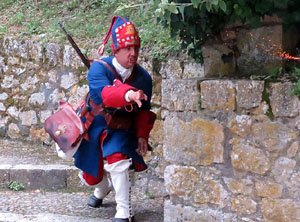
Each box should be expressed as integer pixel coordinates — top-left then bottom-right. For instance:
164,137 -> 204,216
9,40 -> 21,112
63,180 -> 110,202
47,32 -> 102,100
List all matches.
114,46 -> 140,69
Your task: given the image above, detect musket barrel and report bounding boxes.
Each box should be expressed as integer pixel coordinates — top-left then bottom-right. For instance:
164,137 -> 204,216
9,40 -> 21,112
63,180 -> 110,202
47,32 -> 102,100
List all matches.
58,21 -> 90,69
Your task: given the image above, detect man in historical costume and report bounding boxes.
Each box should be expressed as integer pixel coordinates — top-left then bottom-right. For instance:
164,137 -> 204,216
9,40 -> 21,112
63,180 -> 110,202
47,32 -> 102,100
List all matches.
73,16 -> 156,222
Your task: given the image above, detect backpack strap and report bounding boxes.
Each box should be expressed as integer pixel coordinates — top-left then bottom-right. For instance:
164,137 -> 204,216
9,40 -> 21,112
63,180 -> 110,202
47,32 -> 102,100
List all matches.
85,58 -> 125,113
79,58 -> 122,130
93,58 -> 122,81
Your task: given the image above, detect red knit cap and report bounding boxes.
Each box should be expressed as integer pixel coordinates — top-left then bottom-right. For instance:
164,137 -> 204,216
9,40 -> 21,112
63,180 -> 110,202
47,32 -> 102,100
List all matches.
98,16 -> 141,55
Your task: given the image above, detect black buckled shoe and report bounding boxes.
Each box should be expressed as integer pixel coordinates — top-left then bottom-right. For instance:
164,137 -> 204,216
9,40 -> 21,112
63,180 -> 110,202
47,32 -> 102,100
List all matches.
87,195 -> 103,208
112,217 -> 135,222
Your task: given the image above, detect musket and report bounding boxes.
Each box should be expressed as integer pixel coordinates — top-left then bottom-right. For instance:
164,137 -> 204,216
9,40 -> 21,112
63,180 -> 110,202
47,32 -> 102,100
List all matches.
58,21 -> 90,69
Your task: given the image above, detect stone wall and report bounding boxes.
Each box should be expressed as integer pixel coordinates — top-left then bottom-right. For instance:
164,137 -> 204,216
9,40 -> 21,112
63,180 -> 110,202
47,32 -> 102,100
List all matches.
162,60 -> 300,221
0,36 -> 89,140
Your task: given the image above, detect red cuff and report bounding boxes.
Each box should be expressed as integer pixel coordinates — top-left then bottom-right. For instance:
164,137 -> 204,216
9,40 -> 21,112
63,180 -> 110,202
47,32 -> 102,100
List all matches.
135,110 -> 157,139
102,79 -> 137,108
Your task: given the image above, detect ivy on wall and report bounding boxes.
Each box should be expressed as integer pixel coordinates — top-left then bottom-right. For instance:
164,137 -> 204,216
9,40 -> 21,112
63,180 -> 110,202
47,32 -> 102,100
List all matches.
153,0 -> 300,63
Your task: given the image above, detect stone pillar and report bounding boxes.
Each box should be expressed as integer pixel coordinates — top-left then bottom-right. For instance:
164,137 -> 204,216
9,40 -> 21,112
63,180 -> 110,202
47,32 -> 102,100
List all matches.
163,77 -> 300,221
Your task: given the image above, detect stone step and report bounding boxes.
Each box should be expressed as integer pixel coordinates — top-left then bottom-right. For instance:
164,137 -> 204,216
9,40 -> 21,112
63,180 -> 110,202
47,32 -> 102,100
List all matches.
0,164 -> 84,191
0,139 -> 86,191
0,139 -> 72,166
0,213 -> 110,222
0,190 -> 164,222
0,139 -> 164,222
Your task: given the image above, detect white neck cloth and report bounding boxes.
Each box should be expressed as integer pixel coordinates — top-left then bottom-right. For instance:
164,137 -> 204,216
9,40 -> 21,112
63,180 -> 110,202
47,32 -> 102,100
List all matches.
112,58 -> 133,82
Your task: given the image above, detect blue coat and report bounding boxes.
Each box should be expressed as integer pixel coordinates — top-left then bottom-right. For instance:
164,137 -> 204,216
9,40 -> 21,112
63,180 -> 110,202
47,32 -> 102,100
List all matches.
74,56 -> 153,177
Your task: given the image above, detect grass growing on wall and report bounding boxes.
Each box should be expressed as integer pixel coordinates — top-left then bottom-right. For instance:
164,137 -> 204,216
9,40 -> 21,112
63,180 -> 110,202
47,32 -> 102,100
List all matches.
0,0 -> 180,60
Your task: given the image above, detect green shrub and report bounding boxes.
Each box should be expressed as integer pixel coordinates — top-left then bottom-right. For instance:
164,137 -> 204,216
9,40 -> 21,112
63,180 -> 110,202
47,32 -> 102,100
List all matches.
153,0 -> 300,63
0,25 -> 7,34
8,181 -> 25,191
289,67 -> 300,97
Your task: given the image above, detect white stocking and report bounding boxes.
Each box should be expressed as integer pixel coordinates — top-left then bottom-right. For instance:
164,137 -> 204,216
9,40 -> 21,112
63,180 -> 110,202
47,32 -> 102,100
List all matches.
105,159 -> 133,219
78,171 -> 112,199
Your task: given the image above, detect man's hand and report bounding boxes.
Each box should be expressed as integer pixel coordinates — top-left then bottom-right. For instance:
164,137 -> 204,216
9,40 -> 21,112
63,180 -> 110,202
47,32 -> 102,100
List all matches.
128,90 -> 147,107
137,137 -> 148,156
